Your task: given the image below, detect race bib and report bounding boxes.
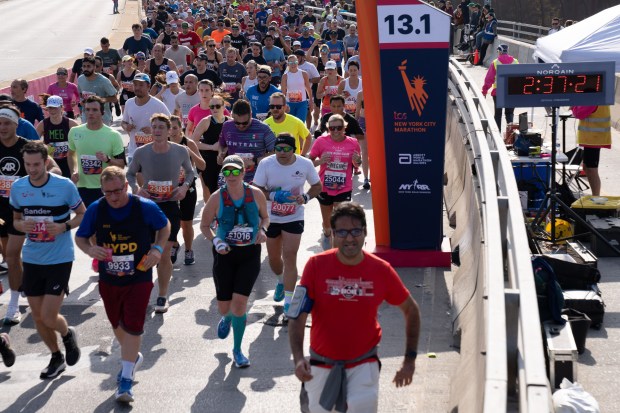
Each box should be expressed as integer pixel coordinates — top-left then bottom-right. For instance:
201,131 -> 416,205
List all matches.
271,201 -> 296,217
225,225 -> 253,246
121,82 -> 135,92
105,254 -> 135,277
287,90 -> 303,103
26,216 -> 55,243
135,132 -> 153,147
329,52 -> 341,62
80,155 -> 102,175
51,141 -> 69,160
345,98 -> 357,113
256,113 -> 268,121
217,173 -> 226,188
0,175 -> 18,198
326,85 -> 339,96
224,82 -> 237,93
147,180 -> 173,202
323,170 -> 346,190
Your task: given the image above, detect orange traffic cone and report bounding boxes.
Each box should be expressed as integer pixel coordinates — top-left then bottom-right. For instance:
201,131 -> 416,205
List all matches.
473,49 -> 480,65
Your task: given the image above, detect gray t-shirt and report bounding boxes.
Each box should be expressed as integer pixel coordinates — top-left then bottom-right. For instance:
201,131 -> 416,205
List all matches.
174,90 -> 201,126
164,45 -> 194,71
127,142 -> 195,202
77,74 -> 118,125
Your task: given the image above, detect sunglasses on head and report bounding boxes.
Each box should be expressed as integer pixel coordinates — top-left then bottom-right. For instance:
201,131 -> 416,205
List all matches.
234,119 -> 250,126
328,125 -> 344,131
209,104 -> 222,109
222,168 -> 242,177
269,104 -> 283,109
275,146 -> 294,152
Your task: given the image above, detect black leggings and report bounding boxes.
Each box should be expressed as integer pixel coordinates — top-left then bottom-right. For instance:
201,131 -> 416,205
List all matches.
212,244 -> 261,301
492,95 -> 514,130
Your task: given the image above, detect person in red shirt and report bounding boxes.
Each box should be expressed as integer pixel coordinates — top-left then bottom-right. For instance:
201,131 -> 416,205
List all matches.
178,22 -> 202,57
289,202 -> 421,413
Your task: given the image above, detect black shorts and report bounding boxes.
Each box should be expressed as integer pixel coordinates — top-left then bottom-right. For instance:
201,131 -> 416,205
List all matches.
582,147 -> 601,168
22,262 -> 72,296
212,244 -> 261,300
200,156 -> 222,195
157,201 -> 181,242
266,220 -> 305,238
78,187 -> 103,208
0,205 -> 24,237
179,184 -> 198,221
317,191 -> 352,206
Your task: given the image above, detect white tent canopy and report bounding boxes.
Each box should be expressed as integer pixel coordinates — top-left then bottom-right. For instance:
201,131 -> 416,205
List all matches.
534,5 -> 620,72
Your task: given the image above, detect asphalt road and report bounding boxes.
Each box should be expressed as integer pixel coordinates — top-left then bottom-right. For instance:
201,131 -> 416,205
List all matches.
0,0 -> 123,84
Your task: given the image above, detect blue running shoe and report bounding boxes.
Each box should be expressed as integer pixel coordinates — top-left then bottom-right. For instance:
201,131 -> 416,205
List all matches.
115,377 -> 134,403
273,282 -> 285,302
217,316 -> 232,339
232,349 -> 250,368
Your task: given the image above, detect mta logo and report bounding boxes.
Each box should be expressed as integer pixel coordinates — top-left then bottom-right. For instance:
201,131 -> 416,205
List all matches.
399,60 -> 428,117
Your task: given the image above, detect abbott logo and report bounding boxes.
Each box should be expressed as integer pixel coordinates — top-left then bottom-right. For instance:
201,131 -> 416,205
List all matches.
398,179 -> 431,194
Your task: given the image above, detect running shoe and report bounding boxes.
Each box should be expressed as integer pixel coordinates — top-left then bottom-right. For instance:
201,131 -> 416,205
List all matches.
0,333 -> 16,367
217,316 -> 231,339
115,377 -> 135,403
154,297 -> 169,313
363,179 -> 371,190
321,232 -> 332,251
117,352 -> 144,383
170,245 -> 179,264
40,353 -> 66,379
232,349 -> 250,368
63,326 -> 81,366
273,282 -> 285,302
3,308 -> 20,326
184,249 -> 195,265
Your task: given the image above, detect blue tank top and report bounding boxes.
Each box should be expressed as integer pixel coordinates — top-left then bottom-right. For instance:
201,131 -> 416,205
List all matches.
216,183 -> 260,246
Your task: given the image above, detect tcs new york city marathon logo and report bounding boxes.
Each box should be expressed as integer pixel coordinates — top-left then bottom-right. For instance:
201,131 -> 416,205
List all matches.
399,59 -> 427,117
392,60 -> 436,132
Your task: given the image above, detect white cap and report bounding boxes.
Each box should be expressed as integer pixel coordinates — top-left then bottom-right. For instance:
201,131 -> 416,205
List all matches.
325,60 -> 337,70
293,41 -> 301,46
243,11 -> 249,16
46,95 -> 64,108
166,71 -> 179,84
84,47 -> 94,55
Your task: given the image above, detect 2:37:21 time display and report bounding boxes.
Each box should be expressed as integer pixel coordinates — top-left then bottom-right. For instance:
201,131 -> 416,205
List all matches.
507,74 -> 603,95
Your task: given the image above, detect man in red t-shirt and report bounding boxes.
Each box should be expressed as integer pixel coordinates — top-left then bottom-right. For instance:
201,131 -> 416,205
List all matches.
289,202 -> 421,413
178,22 -> 202,57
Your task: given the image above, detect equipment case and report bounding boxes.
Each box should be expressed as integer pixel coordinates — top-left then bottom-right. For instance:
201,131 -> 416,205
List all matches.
543,317 -> 578,389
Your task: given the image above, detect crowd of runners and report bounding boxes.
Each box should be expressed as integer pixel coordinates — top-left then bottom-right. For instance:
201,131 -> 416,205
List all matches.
0,1 -> 422,410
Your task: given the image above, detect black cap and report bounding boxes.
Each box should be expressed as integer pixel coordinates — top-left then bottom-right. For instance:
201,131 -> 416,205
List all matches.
294,49 -> 305,57
275,135 -> 296,149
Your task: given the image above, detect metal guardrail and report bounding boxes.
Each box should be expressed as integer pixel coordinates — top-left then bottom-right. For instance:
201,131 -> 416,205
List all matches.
497,20 -> 549,45
447,57 -> 552,411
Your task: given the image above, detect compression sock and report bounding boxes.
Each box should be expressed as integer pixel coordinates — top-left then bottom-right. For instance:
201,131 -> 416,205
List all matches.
276,274 -> 284,284
8,290 -> 19,309
284,291 -> 294,306
232,313 -> 247,352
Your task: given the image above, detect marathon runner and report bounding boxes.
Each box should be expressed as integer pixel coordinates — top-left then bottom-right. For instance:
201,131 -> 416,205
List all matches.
217,99 -> 276,183
309,114 -> 362,251
168,115 -> 205,265
280,53 -> 314,123
244,65 -> 280,121
127,114 -> 194,313
173,73 -> 200,130
253,134 -> 321,316
199,154 -> 269,368
76,166 -> 170,403
0,105 -> 60,325
10,141 -> 84,379
77,56 -> 119,126
264,93 -> 312,156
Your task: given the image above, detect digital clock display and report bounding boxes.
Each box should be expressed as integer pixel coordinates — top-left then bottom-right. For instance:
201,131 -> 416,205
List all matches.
507,74 -> 604,95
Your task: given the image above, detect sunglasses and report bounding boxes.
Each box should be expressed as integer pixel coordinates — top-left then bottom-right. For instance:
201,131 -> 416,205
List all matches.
222,168 -> 242,177
209,104 -> 222,109
334,228 -> 364,238
137,57 -> 145,60
275,146 -> 294,152
223,40 -> 231,43
269,104 -> 283,109
207,44 -> 216,47
57,72 -> 68,76
328,125 -> 344,131
234,119 -> 250,126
